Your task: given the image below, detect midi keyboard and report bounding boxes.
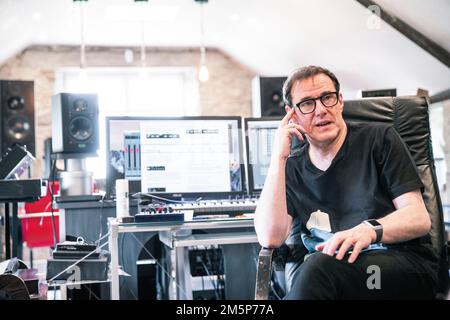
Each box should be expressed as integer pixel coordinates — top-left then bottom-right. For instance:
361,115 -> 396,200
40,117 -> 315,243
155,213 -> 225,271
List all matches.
171,199 -> 258,215
134,199 -> 258,223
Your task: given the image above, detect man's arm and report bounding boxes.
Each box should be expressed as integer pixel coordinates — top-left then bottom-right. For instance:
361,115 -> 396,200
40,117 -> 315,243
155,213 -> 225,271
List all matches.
316,189 -> 431,263
378,189 -> 431,243
254,107 -> 305,248
254,157 -> 293,248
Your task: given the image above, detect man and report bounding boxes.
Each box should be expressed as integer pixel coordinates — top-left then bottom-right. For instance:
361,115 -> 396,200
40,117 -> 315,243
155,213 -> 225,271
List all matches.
254,65 -> 439,299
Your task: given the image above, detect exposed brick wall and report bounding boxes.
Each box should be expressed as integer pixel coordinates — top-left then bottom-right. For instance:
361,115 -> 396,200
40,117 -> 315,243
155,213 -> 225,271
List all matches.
0,45 -> 255,177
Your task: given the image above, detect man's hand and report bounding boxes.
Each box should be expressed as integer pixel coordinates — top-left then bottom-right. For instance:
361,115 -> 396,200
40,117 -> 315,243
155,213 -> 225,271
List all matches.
315,223 -> 377,263
272,106 -> 307,161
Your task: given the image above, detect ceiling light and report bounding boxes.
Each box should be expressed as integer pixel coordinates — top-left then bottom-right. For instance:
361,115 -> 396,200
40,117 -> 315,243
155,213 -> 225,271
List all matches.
124,49 -> 134,64
74,0 -> 88,75
197,0 -> 209,82
198,64 -> 210,82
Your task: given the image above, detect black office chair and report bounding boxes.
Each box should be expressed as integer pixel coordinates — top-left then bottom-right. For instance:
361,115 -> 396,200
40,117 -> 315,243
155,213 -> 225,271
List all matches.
255,96 -> 450,300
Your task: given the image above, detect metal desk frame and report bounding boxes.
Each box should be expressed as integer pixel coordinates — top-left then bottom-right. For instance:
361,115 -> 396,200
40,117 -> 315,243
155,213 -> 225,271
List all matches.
108,217 -> 257,300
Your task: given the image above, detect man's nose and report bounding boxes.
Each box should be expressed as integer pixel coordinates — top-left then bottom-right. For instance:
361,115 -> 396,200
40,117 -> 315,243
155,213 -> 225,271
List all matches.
314,100 -> 327,115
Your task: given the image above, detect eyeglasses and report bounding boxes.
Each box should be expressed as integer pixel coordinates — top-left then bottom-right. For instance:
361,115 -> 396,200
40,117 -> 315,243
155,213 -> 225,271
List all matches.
295,92 -> 339,114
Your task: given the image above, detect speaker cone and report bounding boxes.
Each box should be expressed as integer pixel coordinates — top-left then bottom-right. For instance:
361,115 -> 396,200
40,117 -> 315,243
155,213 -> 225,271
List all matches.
6,116 -> 30,141
68,116 -> 93,141
271,92 -> 285,108
73,99 -> 88,112
7,96 -> 25,110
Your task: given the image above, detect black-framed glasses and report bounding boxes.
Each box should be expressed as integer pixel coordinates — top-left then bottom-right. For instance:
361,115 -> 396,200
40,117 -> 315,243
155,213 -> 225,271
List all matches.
295,92 -> 339,114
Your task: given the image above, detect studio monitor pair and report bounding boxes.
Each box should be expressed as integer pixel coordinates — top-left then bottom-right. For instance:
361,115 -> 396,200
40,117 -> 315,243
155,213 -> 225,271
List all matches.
0,80 -> 35,158
52,93 -> 99,154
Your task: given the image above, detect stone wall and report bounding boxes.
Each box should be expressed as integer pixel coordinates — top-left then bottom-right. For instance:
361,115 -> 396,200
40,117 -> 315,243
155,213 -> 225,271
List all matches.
0,45 -> 255,177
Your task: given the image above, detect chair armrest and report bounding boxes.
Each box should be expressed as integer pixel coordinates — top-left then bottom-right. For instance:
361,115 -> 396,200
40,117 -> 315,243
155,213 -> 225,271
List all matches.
255,247 -> 275,300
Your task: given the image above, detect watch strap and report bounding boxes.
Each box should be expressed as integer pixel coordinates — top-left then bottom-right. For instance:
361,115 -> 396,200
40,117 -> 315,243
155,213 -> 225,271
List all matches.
363,219 -> 383,243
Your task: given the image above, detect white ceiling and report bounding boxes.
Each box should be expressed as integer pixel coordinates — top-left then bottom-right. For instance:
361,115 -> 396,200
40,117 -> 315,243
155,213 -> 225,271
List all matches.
0,0 -> 449,97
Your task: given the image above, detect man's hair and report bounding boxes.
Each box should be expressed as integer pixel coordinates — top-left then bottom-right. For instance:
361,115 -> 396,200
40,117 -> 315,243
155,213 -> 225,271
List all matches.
282,65 -> 340,106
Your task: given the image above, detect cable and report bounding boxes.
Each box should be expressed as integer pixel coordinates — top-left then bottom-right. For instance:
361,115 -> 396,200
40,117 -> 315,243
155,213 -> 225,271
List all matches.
195,245 -> 222,300
132,192 -> 195,204
129,232 -> 191,299
199,260 -> 220,300
49,158 -> 58,247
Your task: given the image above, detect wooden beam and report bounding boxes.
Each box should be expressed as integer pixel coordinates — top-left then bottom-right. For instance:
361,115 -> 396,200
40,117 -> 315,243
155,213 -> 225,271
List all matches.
355,0 -> 450,69
430,89 -> 450,104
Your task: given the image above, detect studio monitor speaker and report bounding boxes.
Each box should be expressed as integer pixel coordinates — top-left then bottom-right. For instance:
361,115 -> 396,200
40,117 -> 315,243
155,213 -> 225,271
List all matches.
52,93 -> 99,154
0,80 -> 35,158
252,76 -> 287,117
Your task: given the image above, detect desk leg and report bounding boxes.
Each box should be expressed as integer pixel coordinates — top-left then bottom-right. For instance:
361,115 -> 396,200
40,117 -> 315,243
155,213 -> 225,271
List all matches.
59,208 -> 66,243
60,284 -> 67,300
175,247 -> 192,300
4,203 -> 11,259
11,203 -> 22,259
109,223 -> 120,300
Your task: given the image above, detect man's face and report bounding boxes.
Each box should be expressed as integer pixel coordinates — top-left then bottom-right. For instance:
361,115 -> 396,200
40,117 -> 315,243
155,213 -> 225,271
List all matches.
290,73 -> 345,147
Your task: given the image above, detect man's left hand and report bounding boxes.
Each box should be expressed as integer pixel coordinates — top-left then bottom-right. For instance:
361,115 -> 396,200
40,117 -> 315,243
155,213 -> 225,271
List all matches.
315,224 -> 377,263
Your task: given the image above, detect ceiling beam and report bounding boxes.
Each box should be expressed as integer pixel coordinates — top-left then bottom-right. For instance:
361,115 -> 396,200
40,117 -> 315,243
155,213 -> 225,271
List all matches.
355,0 -> 450,69
430,89 -> 450,104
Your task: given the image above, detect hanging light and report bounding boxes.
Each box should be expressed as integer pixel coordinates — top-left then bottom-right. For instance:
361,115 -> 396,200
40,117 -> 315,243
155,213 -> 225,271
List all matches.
197,0 -> 209,82
135,0 -> 149,78
139,19 -> 148,79
75,0 -> 88,82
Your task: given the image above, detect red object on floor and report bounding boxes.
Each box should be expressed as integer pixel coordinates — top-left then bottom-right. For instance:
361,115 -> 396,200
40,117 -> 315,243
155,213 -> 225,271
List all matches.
21,181 -> 60,248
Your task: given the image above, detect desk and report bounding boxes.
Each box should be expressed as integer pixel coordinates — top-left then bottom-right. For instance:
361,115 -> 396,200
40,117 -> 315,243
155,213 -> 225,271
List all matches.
108,217 -> 257,300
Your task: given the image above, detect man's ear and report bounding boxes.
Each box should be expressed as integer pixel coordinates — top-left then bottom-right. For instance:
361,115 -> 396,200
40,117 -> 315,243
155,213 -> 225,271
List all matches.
338,93 -> 344,111
285,105 -> 292,113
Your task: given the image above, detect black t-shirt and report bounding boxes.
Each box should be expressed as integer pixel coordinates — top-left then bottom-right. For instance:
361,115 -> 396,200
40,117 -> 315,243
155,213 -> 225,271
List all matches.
285,122 -> 430,247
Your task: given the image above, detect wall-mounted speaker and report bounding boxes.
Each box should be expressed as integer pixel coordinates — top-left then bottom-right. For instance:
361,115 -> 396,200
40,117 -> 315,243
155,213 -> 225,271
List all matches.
0,80 -> 35,158
252,76 -> 287,117
52,93 -> 99,154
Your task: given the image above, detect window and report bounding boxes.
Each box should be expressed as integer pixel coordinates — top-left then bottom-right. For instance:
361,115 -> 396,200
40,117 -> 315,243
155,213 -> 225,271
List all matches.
54,67 -> 199,179
429,101 -> 450,224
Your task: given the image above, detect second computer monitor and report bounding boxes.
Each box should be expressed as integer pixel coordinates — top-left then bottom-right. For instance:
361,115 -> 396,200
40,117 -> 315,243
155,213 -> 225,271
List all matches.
244,117 -> 281,195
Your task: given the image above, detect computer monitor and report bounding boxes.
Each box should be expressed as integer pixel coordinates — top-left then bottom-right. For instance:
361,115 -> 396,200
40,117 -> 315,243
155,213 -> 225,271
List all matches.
106,116 -> 245,200
244,117 -> 281,195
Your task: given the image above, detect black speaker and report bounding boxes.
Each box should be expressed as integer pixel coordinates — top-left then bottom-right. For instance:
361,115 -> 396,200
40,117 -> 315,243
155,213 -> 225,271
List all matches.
52,93 -> 99,154
252,76 -> 287,117
137,259 -> 158,300
0,80 -> 35,158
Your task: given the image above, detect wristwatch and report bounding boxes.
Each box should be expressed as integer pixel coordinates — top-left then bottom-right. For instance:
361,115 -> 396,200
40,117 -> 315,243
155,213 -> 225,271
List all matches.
363,219 -> 383,243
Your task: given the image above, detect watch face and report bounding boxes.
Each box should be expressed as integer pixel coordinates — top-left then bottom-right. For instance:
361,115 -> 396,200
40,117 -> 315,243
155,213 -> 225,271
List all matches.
366,219 -> 381,227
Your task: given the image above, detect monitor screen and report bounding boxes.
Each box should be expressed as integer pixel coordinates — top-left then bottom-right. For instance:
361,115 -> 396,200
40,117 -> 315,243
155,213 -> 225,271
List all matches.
106,116 -> 244,199
244,117 -> 281,194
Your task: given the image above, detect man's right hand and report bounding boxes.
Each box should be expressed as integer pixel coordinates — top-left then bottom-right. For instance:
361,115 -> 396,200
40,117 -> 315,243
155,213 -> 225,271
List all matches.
272,106 -> 307,161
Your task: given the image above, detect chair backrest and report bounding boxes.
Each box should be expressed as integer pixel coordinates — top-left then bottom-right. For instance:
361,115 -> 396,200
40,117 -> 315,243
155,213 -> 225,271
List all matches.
288,96 -> 448,293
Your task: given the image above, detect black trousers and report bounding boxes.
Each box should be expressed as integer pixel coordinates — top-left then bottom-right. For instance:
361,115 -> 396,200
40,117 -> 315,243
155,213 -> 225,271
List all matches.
284,248 -> 438,300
